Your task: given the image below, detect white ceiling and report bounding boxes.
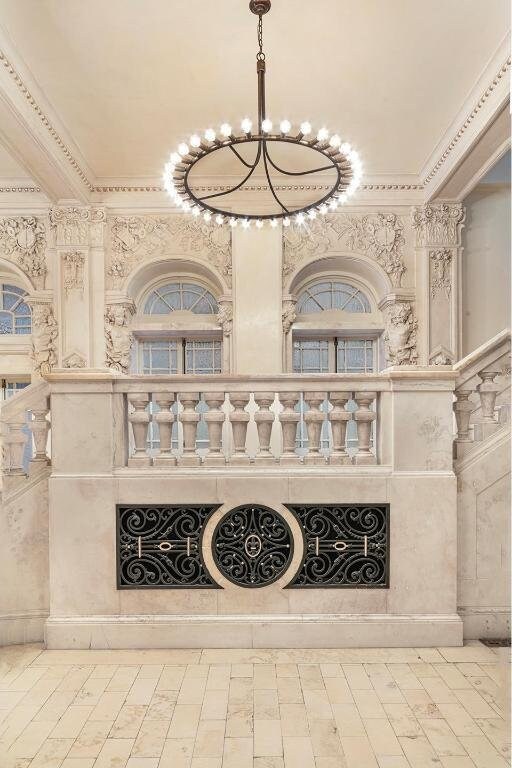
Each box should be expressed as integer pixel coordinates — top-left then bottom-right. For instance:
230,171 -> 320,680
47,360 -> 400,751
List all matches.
0,144 -> 30,179
0,0 -> 509,183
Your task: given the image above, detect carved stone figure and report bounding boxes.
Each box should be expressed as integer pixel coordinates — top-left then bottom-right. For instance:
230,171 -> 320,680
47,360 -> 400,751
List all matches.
282,298 -> 297,334
62,251 -> 86,294
107,215 -> 232,289
282,212 -> 406,287
383,302 -> 418,366
430,249 -> 452,299
0,216 -> 47,289
31,303 -> 58,375
413,203 -> 465,247
217,301 -> 233,336
105,303 -> 134,373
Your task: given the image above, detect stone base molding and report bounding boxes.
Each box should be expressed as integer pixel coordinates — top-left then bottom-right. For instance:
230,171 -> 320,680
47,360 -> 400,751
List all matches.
45,613 -> 463,649
459,607 -> 511,640
0,611 -> 48,646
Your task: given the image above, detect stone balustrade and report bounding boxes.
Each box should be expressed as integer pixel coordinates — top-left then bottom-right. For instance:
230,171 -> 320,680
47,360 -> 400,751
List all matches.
0,381 -> 51,479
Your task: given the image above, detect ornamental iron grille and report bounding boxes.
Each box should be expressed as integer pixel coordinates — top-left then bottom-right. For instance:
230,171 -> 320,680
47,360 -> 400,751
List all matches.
285,504 -> 389,588
117,504 -> 221,589
212,504 -> 294,588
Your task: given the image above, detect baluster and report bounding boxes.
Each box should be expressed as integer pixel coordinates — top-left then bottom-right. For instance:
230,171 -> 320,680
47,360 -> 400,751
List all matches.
353,391 -> 377,465
178,392 -> 201,466
204,392 -> 227,466
127,392 -> 151,467
30,404 -> 50,468
2,417 -> 28,475
228,392 -> 250,465
304,391 -> 327,465
474,369 -> 501,442
254,392 -> 277,464
453,389 -> 473,442
328,391 -> 351,465
279,392 -> 301,465
153,393 -> 176,467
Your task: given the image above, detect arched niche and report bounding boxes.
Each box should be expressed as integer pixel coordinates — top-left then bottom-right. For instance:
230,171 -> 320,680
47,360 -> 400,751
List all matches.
124,255 -> 229,305
0,258 -> 35,294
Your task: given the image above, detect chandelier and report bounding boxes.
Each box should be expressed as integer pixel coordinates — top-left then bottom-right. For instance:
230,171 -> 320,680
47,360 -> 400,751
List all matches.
163,0 -> 362,228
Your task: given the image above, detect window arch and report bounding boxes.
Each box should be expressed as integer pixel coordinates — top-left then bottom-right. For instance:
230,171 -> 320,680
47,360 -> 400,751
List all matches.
0,284 -> 31,335
143,281 -> 218,315
297,280 -> 371,314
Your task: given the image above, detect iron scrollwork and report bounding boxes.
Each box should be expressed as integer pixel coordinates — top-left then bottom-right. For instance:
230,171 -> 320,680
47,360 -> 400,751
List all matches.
117,504 -> 221,588
285,504 -> 389,588
212,504 -> 294,588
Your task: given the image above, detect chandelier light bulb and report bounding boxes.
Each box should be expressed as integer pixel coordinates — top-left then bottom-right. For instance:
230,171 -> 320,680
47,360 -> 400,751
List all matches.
182,201 -> 191,212
190,134 -> 201,148
255,219 -> 263,228
215,214 -> 224,225
329,134 -> 341,148
280,119 -> 291,134
261,118 -> 273,133
295,212 -> 305,225
270,218 -> 278,228
220,123 -> 232,138
317,127 -> 329,142
340,142 -> 352,155
300,121 -> 312,136
170,152 -> 181,165
282,217 -> 290,227
319,204 -> 328,215
192,207 -> 200,216
329,198 -> 339,210
178,142 -> 189,157
204,128 -> 216,142
308,209 -> 317,220
203,211 -> 212,222
241,117 -> 253,134
229,217 -> 238,228
242,218 -> 251,229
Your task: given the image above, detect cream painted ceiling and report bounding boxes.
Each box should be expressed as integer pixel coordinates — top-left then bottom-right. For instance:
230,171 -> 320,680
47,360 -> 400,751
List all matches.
0,0 -> 509,182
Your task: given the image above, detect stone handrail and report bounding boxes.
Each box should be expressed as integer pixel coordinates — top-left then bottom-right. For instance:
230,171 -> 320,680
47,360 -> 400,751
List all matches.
453,329 -> 511,458
1,380 -> 51,476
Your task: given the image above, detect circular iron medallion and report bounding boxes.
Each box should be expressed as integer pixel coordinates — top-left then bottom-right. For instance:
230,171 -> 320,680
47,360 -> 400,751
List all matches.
212,504 -> 294,588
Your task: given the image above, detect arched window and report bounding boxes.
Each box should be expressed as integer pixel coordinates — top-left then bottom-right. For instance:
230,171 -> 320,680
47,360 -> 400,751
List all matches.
144,282 -> 218,315
297,281 -> 371,314
0,284 -> 31,335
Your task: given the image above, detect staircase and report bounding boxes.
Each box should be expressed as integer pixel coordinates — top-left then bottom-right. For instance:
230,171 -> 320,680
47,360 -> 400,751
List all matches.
453,330 -> 511,639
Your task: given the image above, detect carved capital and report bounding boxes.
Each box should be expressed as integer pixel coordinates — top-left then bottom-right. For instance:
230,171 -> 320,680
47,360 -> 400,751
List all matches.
413,203 -> 465,247
0,216 -> 47,289
50,206 -> 106,246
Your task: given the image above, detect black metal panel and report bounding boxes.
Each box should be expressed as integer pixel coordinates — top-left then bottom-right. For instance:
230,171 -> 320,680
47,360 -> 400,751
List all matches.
117,504 -> 221,589
212,504 -> 294,588
285,504 -> 389,588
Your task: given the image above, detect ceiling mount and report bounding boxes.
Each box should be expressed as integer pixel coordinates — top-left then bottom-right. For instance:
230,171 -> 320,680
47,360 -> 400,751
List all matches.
249,0 -> 271,15
163,0 -> 362,227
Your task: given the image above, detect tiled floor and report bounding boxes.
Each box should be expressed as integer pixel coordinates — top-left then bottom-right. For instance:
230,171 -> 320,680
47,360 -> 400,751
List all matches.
0,643 -> 510,768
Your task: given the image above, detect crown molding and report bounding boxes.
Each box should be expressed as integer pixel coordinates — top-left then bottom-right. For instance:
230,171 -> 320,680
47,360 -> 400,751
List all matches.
420,33 -> 511,200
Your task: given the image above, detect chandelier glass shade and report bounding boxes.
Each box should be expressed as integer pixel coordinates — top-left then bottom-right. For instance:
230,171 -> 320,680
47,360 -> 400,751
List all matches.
163,0 -> 362,228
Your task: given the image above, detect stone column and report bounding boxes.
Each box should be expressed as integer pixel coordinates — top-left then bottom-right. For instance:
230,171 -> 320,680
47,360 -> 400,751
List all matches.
232,225 -> 283,373
413,203 -> 465,365
304,392 -> 327,465
228,393 -> 250,465
254,392 -> 276,464
178,393 -> 201,466
279,392 -> 300,466
153,393 -> 176,467
353,391 -> 377,465
204,392 -> 226,466
328,392 -> 352,465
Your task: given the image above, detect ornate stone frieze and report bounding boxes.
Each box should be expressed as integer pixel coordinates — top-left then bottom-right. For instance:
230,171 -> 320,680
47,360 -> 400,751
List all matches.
107,215 -> 232,289
217,299 -> 233,336
50,206 -> 106,246
63,352 -> 86,369
413,203 -> 465,247
105,301 -> 135,373
382,300 -> 418,366
62,251 -> 86,294
429,345 -> 453,366
28,301 -> 58,375
0,216 -> 47,289
283,213 -> 406,287
430,249 -> 452,299
282,295 -> 297,334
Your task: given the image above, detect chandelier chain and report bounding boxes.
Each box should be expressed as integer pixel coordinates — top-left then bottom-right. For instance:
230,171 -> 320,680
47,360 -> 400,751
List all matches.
257,14 -> 265,61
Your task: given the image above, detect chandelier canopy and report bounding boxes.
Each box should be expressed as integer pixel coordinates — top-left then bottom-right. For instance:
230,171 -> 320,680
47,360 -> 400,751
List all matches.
163,0 -> 362,228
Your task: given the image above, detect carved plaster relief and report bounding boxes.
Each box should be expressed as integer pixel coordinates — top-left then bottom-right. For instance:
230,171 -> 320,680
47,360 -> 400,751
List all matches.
63,352 -> 87,369
430,249 -> 452,299
413,203 -> 465,246
0,216 -> 47,289
282,296 -> 297,334
283,212 -> 406,287
382,300 -> 418,366
217,299 -> 233,336
105,302 -> 135,373
29,302 -> 58,375
50,206 -> 106,246
107,215 -> 232,289
62,251 -> 86,294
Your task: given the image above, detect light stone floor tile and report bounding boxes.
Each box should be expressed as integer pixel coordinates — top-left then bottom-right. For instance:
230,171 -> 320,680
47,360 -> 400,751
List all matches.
433,664 -> 473,690
168,705 -> 201,740
400,735 -> 444,767
436,703 -> 482,737
383,703 -> 423,738
459,735 -> 509,768
309,718 -> 343,757
419,677 -> 458,704
298,664 -> 325,691
418,717 -> 466,756
225,703 -> 253,737
61,759 -> 96,767
201,689 -> 228,720
320,663 -> 344,678
303,688 -> 333,720
453,688 -> 498,718
343,664 -> 373,691
331,702 -> 366,737
439,758 -> 479,768
254,718 -> 283,757
279,703 -> 309,737
228,678 -> 253,705
402,689 -> 442,719
33,690 -> 76,722
110,705 -> 146,738
159,737 -> 194,767
254,665 -> 277,690
324,676 -> 354,705
353,690 -> 387,718
137,665 -> 163,680
73,677 -> 109,706
206,666 -> 230,691
377,758 -> 411,768
254,690 -> 280,719
315,758 -> 348,768
475,717 -> 511,759
131,718 -> 169,757
222,736 -> 253,768
409,664 -> 438,678
107,667 -> 139,693
57,668 -> 95,694
190,758 -> 222,768
157,666 -> 186,691
363,718 -> 403,756
193,719 -> 225,758
275,664 -> 298,679
387,664 -> 424,691
126,759 -> 159,768
282,735 -> 316,768
145,690 -> 177,720
341,735 -> 379,768
8,719 -> 55,758
50,706 -> 94,738
277,676 -> 303,704
253,758 -> 285,768
126,678 -> 158,707
29,737 -> 74,767
68,720 -> 113,758
231,664 -> 253,678
93,737 -> 134,768
90,665 -> 118,680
